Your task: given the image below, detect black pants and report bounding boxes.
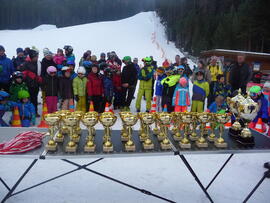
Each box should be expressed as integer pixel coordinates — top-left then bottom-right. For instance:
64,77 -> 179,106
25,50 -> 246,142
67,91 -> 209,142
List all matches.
0,82 -> 10,92
123,86 -> 136,107
92,95 -> 104,113
161,95 -> 174,113
29,89 -> 39,114
114,91 -> 123,108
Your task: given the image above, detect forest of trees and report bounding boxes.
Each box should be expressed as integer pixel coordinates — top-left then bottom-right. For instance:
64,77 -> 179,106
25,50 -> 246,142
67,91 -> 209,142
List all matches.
0,0 -> 155,29
156,0 -> 270,55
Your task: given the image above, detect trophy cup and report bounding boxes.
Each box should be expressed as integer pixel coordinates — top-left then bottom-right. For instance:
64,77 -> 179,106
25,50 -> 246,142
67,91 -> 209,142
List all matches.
119,112 -> 132,141
45,113 -> 60,151
157,112 -> 173,150
82,112 -> 99,152
72,111 -> 84,138
207,113 -> 217,142
215,113 -> 231,148
152,112 -> 160,135
122,114 -> 138,152
190,113 -> 198,141
138,113 -> 148,141
63,115 -> 79,152
196,112 -> 210,148
227,89 -> 245,138
179,112 -> 192,149
99,112 -> 117,152
141,113 -> 155,150
237,94 -> 259,146
172,112 -> 182,141
54,110 -> 70,142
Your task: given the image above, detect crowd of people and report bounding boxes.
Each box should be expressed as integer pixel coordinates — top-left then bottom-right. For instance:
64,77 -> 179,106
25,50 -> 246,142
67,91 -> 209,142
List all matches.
0,44 -> 269,130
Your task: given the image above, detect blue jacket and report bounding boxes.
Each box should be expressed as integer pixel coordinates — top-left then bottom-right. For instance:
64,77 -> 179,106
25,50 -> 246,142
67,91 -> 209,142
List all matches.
253,95 -> 269,123
17,101 -> 35,121
208,101 -> 227,113
103,76 -> 114,99
0,101 -> 17,126
0,54 -> 15,84
155,74 -> 166,96
172,84 -> 190,106
134,64 -> 140,76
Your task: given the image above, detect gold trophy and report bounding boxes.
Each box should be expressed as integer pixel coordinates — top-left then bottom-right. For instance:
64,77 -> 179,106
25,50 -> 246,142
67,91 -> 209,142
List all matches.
157,112 -> 172,150
141,113 -> 155,150
119,112 -> 132,141
72,111 -> 84,138
207,113 -> 217,142
122,113 -> 138,152
54,110 -> 70,142
172,112 -> 182,141
190,112 -> 198,141
196,112 -> 210,148
179,112 -> 192,149
99,112 -> 117,152
63,115 -> 79,152
152,112 -> 160,135
215,113 -> 231,148
44,113 -> 60,151
82,112 -> 99,152
138,113 -> 148,141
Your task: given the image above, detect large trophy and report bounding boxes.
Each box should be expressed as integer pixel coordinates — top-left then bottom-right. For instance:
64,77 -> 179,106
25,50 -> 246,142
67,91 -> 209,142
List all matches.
237,94 -> 259,146
63,115 -> 79,152
119,112 -> 132,141
82,111 -> 99,152
138,113 -> 148,141
72,111 -> 84,141
157,112 -> 172,150
54,110 -> 70,142
122,113 -> 138,152
172,112 -> 182,141
190,113 -> 198,141
196,112 -> 210,148
140,113 -> 155,150
227,89 -> 245,137
179,112 -> 192,149
215,113 -> 231,148
152,112 -> 160,135
44,113 -> 60,151
99,112 -> 117,152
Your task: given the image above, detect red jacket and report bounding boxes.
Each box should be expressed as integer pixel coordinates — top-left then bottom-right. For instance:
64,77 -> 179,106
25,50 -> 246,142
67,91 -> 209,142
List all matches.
107,60 -> 121,72
87,72 -> 104,96
113,74 -> 122,92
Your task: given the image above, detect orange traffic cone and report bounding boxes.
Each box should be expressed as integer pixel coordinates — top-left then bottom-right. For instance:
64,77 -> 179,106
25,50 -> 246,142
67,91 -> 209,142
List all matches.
89,101 -> 94,112
69,100 -> 75,112
225,119 -> 232,128
109,103 -> 114,113
105,102 -> 110,112
255,118 -> 264,133
12,106 -> 21,127
150,97 -> 157,113
38,103 -> 49,128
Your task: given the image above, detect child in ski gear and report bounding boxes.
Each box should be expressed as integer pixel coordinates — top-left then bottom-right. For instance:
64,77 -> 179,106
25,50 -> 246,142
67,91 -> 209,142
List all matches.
63,45 -> 75,65
155,67 -> 166,112
191,70 -> 209,113
107,53 -> 121,72
59,67 -> 73,110
136,57 -> 154,112
0,91 -> 16,126
207,95 -> 227,113
9,71 -> 28,102
66,61 -> 77,80
13,48 -> 26,71
113,69 -> 123,110
42,66 -> 58,113
87,65 -> 104,113
192,60 -> 211,83
172,77 -> 190,112
73,66 -> 87,112
17,90 -> 36,127
211,74 -> 231,100
103,68 -> 114,105
53,48 -> 66,74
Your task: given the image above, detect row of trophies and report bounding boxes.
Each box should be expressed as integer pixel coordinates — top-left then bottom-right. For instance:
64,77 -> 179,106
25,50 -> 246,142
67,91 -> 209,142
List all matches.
44,90 -> 259,153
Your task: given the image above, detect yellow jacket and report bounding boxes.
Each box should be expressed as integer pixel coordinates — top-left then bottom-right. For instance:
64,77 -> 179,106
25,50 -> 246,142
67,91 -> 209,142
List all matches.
207,65 -> 223,82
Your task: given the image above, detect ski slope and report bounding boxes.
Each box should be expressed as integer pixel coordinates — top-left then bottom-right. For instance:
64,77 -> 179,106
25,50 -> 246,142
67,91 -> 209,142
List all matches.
0,12 -> 269,203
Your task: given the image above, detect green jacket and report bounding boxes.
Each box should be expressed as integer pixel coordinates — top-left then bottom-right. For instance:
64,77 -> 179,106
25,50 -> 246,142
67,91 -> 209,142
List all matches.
73,76 -> 88,96
161,75 -> 181,87
9,82 -> 28,101
138,65 -> 154,90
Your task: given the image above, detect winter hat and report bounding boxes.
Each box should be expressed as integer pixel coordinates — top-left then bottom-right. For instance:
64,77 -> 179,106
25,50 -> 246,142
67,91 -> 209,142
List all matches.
43,48 -> 53,57
91,55 -> 97,61
0,45 -> 5,52
83,61 -> 92,68
12,71 -> 24,79
61,66 -> 71,73
162,59 -> 170,68
179,77 -> 188,87
28,49 -> 39,59
263,82 -> 270,89
249,86 -> 262,94
177,65 -> 185,70
47,66 -> 57,74
77,66 -> 86,74
100,53 -> 106,57
122,56 -> 131,63
16,48 -> 24,54
18,90 -> 30,99
67,60 -> 75,66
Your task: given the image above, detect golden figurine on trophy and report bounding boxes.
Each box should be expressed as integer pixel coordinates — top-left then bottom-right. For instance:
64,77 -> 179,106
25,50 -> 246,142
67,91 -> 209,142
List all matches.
45,113 -> 60,152
156,112 -> 173,150
122,113 -> 138,152
82,111 -> 99,152
152,112 -> 160,135
207,113 -> 217,142
215,113 -> 231,148
140,113 -> 155,150
71,111 -> 84,141
63,115 -> 79,152
99,112 -> 117,152
119,112 -> 132,141
196,112 -> 210,148
179,112 -> 192,149
172,112 -> 182,141
138,112 -> 148,141
190,112 -> 198,141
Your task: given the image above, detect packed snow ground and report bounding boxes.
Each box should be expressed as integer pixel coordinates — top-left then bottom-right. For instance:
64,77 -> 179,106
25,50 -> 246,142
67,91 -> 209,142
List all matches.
0,12 -> 269,203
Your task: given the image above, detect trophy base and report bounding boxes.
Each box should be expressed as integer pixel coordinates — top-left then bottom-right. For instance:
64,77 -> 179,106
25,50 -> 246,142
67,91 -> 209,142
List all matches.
196,141 -> 208,148
125,144 -> 136,152
55,136 -> 64,143
214,140 -> 227,148
179,142 -> 191,149
173,135 -> 182,141
143,143 -> 154,150
157,134 -> 165,141
65,144 -> 77,152
139,136 -> 147,142
207,135 -> 216,142
46,143 -> 57,152
229,128 -> 241,138
236,136 -> 255,147
84,145 -> 96,152
72,136 -> 80,143
189,135 -> 198,141
103,146 -> 113,152
121,135 -> 129,142
160,142 -> 171,150
152,128 -> 160,135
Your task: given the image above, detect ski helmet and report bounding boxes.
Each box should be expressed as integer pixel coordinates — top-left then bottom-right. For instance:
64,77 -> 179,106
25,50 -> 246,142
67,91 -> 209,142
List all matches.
122,56 -> 131,63
63,45 -> 73,53
249,85 -> 262,98
143,57 -> 152,65
77,66 -> 86,74
47,66 -> 57,74
177,65 -> 185,70
0,91 -> 9,100
12,71 -> 24,79
18,90 -> 30,99
104,67 -> 113,77
67,60 -> 75,66
100,53 -> 106,58
179,77 -> 188,87
83,61 -> 92,68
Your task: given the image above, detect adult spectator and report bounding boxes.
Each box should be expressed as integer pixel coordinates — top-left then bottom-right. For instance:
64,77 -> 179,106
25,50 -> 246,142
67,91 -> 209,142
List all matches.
191,60 -> 211,83
181,57 -> 193,78
229,54 -> 252,93
41,48 -> 56,77
223,58 -> 233,84
63,45 -> 75,65
173,55 -> 181,66
107,52 -> 121,72
79,50 -> 91,66
207,56 -> 223,82
0,45 -> 15,92
13,48 -> 26,71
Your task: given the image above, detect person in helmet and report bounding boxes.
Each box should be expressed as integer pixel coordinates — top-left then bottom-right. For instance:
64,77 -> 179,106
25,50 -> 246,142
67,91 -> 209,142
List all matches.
106,52 -> 121,72
155,67 -> 166,112
82,60 -> 93,75
59,66 -> 74,110
0,91 -> 17,126
66,60 -> 77,80
17,90 -> 36,127
63,45 -> 75,65
79,51 -> 91,67
41,48 -> 56,77
98,53 -> 106,64
12,47 -> 26,71
9,71 -> 28,102
191,69 -> 209,112
73,66 -> 87,112
103,67 -> 114,106
135,57 -> 154,112
42,66 -> 59,113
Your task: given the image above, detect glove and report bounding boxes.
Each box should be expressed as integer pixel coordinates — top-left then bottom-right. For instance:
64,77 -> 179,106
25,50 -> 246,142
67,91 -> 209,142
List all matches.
88,96 -> 93,101
74,95 -> 79,102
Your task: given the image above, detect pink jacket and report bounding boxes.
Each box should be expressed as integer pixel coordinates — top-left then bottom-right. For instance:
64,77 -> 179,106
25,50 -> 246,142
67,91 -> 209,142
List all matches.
53,55 -> 66,65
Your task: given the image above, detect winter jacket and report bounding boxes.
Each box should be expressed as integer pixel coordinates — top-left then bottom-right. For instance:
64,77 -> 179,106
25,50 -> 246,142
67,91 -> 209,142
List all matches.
229,63 -> 251,92
134,64 -> 140,76
41,58 -> 57,77
65,54 -> 75,65
103,76 -> 114,99
182,63 -> 193,78
253,95 -> 269,123
87,72 -> 104,96
207,65 -> 223,82
0,54 -> 15,84
42,75 -> 59,96
73,76 -> 87,97
212,82 -> 232,98
17,101 -> 35,122
207,101 -> 227,113
9,81 -> 28,101
22,61 -> 42,90
0,101 -> 17,126
172,84 -> 190,107
155,74 -> 166,96
263,92 -> 270,117
113,74 -> 122,92
53,55 -> 66,65
161,75 -> 181,97
192,67 -> 211,83
107,60 -> 121,72
121,63 -> 138,87
192,80 -> 209,102
59,76 -> 73,99
13,56 -> 26,71
138,65 -> 154,90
